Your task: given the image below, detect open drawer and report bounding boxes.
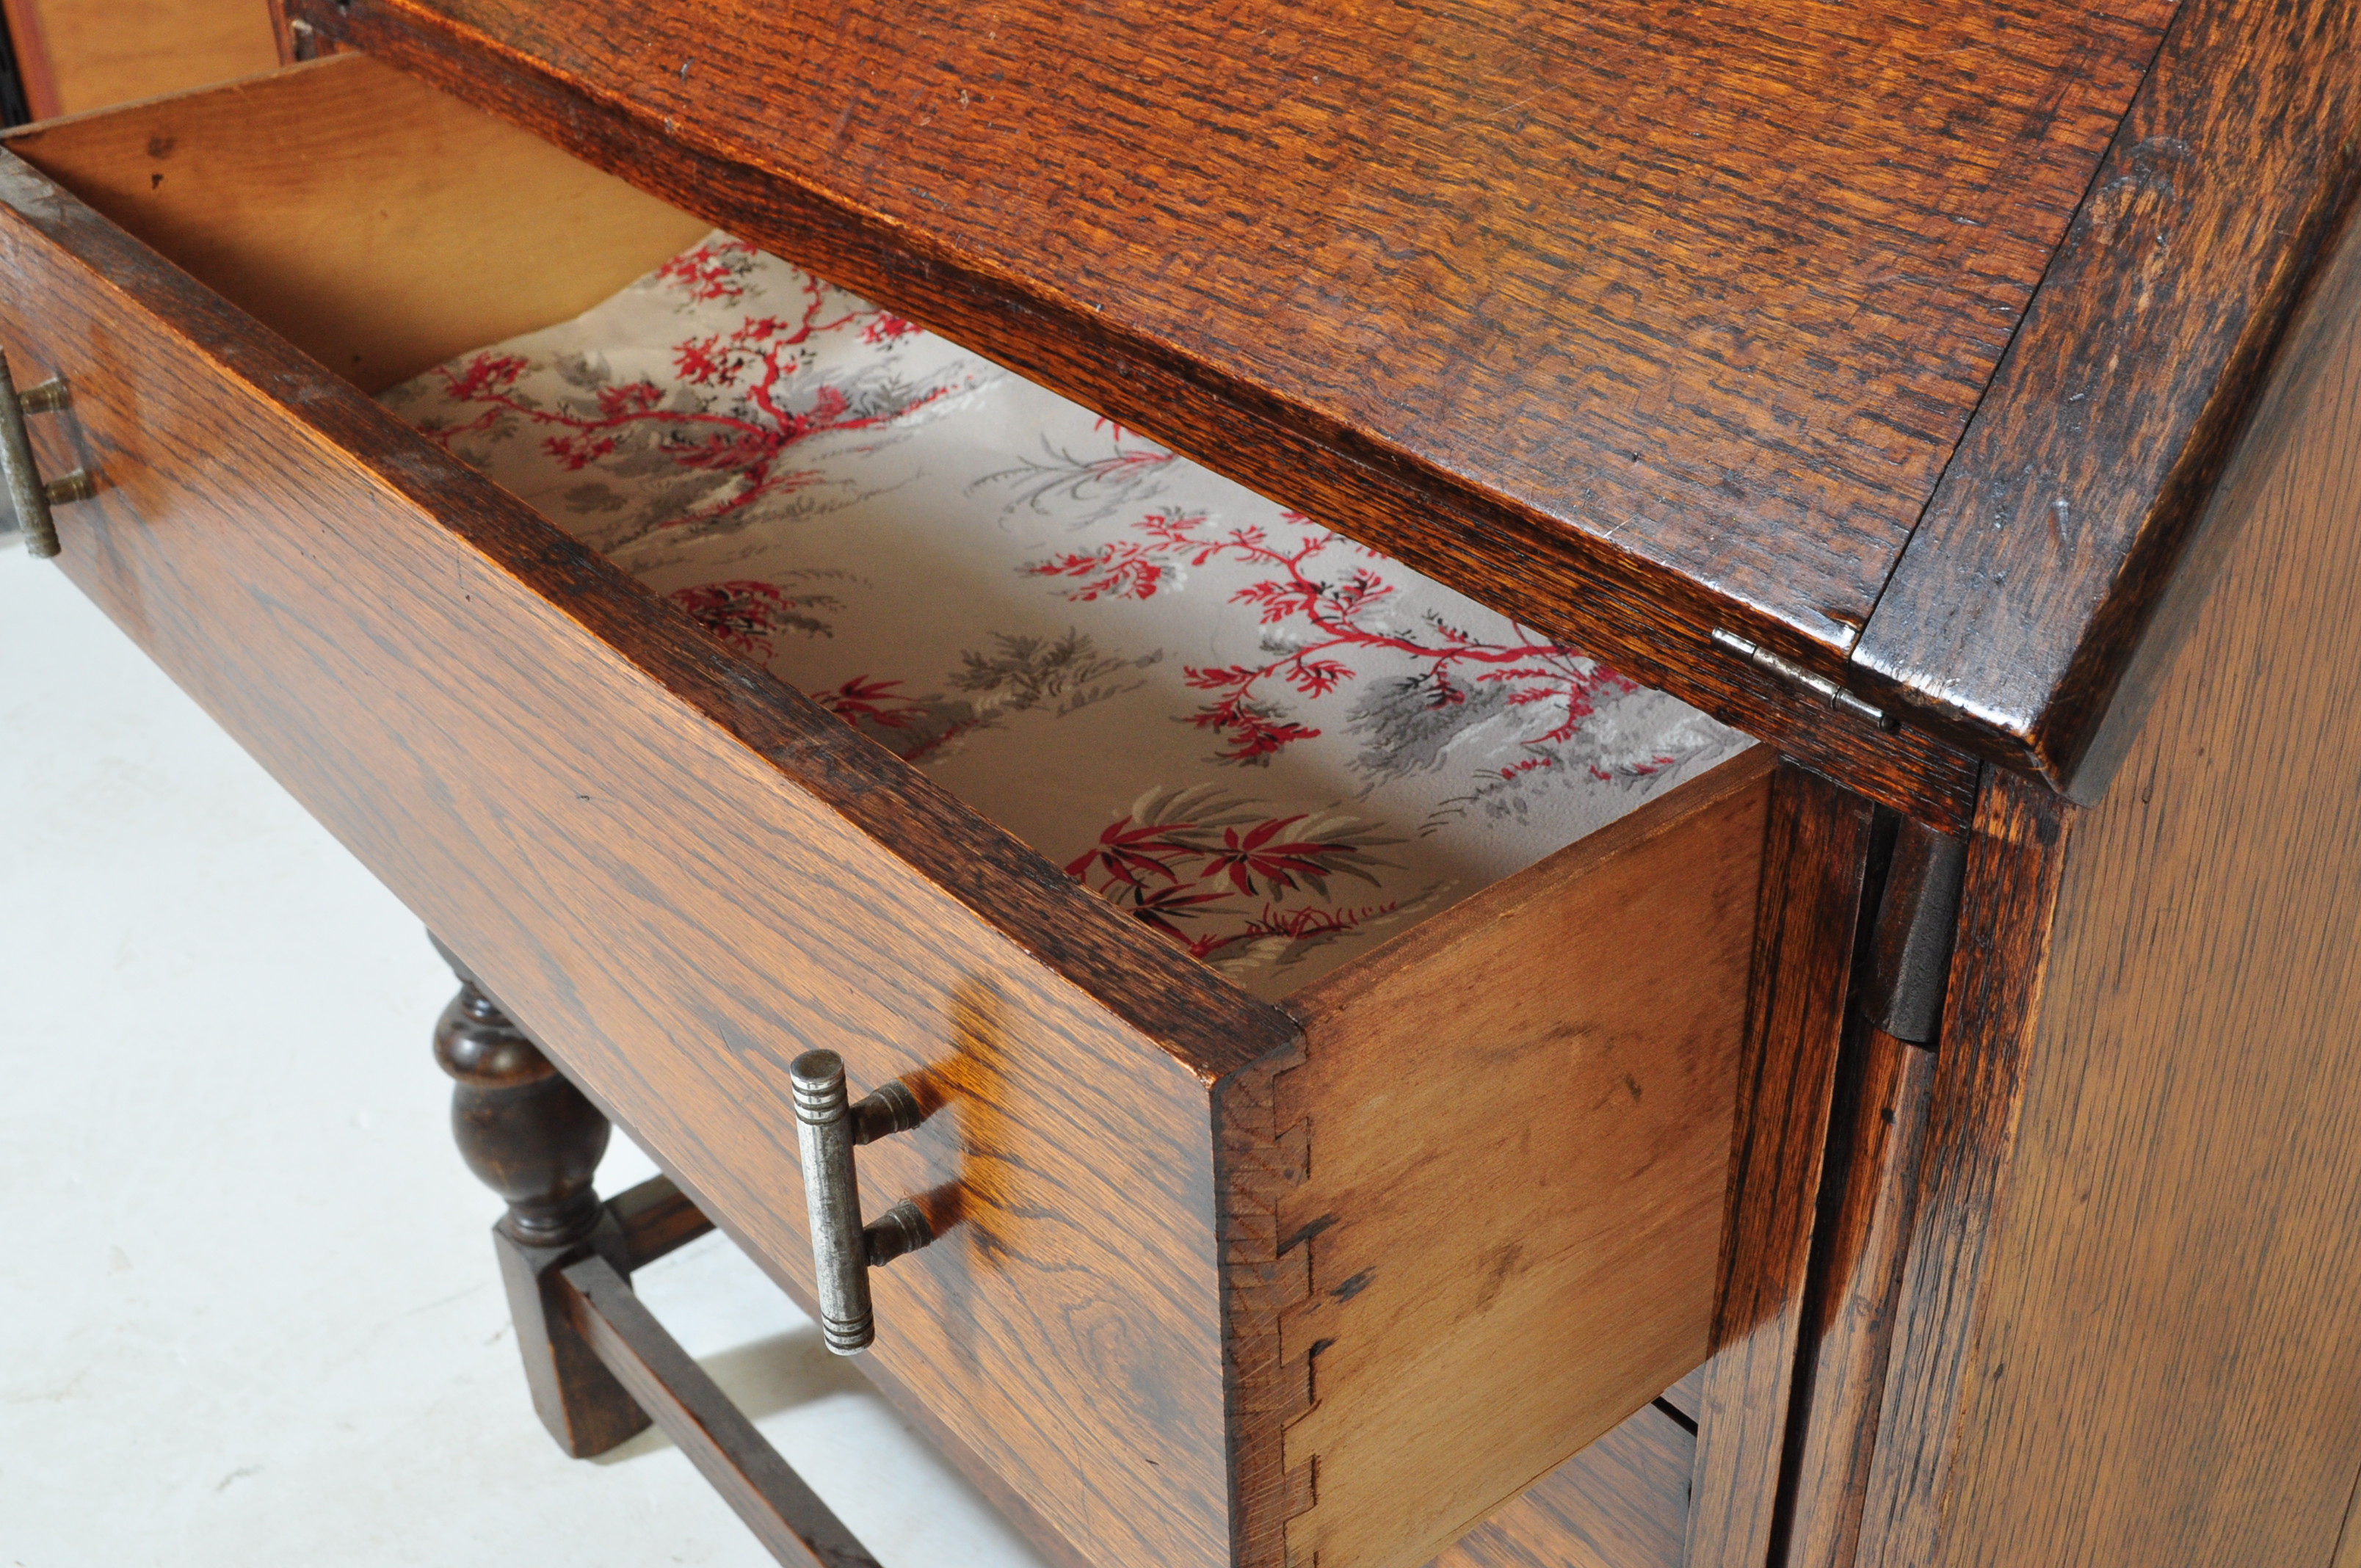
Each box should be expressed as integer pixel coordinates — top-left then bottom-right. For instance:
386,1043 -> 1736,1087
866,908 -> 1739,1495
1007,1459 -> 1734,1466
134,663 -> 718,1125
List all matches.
0,57 -> 1777,1568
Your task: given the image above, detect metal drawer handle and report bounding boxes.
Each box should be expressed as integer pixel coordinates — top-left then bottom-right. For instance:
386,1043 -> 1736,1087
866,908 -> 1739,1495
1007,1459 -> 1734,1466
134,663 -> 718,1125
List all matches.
789,1050 -> 938,1355
0,349 -> 96,559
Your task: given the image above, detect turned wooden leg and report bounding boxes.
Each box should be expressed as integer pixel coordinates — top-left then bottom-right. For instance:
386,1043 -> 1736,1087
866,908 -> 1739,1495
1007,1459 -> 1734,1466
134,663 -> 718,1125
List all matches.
421,941 -> 885,1564
431,936 -> 652,1457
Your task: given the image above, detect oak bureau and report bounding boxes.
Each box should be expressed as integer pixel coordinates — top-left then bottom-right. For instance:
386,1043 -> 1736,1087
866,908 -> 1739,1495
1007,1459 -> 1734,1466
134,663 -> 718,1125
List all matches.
2,2 -> 2358,1567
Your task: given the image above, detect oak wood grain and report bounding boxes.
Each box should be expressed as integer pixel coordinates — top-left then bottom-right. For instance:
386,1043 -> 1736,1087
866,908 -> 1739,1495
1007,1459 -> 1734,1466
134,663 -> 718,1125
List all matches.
283,0 -> 2146,833
1853,0 -> 2361,796
0,140 -> 1304,1568
0,87 -> 1807,1564
1859,168 -> 2361,1568
1685,765 -> 1872,1568
1274,749 -> 1771,1568
2339,1476 -> 2361,1568
1428,1400 -> 1695,1568
3,54 -> 708,392
280,0 -> 2161,667
1774,1026 -> 1936,1568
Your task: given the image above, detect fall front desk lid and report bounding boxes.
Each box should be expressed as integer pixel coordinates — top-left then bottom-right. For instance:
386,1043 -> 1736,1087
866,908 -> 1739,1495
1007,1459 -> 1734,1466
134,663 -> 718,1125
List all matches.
304,0 -> 2186,789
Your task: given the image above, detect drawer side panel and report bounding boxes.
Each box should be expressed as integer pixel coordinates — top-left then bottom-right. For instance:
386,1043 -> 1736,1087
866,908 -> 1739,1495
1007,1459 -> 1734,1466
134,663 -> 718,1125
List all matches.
1269,750 -> 1771,1568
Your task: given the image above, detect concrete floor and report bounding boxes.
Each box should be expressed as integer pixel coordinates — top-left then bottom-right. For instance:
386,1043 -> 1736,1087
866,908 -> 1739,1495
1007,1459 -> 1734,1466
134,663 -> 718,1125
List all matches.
0,551 -> 1053,1567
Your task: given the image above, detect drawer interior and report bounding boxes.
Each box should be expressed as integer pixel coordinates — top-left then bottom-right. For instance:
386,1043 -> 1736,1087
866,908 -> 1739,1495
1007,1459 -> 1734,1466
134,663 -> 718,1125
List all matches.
4,53 -> 1750,1003
4,54 -> 1774,1568
0,54 -> 710,395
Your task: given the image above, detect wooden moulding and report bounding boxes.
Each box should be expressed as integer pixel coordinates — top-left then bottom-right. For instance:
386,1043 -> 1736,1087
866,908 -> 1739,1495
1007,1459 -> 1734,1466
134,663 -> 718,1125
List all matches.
1853,0 -> 2361,795
1773,1025 -> 1938,1568
1683,766 -> 1874,1568
3,59 -> 1788,1568
286,0 -> 2001,833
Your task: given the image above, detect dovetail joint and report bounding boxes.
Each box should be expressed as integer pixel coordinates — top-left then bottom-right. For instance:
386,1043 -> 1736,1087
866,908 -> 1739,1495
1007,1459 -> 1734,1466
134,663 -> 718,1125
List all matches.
1220,1043 -> 1317,1568
1711,628 -> 1896,731
1269,1055 -> 1327,1567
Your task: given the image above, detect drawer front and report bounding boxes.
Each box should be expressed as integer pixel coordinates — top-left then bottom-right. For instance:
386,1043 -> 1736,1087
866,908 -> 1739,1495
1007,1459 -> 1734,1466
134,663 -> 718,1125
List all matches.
0,145 -> 1295,1568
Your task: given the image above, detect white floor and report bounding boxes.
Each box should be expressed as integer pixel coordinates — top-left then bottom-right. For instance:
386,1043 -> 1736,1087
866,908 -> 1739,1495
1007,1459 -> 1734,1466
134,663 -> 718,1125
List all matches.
0,551 -> 1053,1567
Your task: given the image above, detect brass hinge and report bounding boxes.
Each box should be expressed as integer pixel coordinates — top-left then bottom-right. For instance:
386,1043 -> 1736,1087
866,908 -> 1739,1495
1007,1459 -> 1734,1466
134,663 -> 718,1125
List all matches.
1711,628 -> 1896,731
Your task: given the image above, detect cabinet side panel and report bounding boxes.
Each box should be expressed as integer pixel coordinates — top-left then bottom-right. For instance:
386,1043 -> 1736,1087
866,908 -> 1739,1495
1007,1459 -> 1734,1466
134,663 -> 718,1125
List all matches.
1273,752 -> 1771,1568
1865,193 -> 2361,1568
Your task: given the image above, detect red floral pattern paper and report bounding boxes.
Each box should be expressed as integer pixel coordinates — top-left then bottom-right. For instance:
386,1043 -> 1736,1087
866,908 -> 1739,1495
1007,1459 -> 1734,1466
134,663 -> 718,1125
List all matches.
382,236 -> 1749,998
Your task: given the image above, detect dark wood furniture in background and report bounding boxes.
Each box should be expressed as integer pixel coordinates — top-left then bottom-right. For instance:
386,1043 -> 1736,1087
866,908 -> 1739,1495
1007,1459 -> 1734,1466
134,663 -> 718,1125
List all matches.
1,1 -> 2357,1565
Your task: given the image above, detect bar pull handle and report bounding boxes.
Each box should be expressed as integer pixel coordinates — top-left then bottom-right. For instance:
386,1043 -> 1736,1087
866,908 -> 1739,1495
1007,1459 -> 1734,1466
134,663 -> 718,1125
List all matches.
789,1050 -> 937,1355
0,350 -> 96,559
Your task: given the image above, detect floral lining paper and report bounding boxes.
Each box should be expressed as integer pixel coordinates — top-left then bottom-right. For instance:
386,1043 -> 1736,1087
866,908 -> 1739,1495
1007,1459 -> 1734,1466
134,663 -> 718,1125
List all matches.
382,235 -> 1750,1000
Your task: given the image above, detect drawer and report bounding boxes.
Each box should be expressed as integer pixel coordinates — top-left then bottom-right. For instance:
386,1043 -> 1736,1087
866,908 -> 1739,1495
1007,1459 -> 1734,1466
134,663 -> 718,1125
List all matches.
0,57 -> 1771,1568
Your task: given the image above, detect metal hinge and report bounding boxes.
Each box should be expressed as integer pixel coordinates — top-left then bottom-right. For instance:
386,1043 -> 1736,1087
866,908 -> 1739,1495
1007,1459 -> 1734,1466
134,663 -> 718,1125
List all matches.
1860,819 -> 1969,1046
1711,628 -> 1896,731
